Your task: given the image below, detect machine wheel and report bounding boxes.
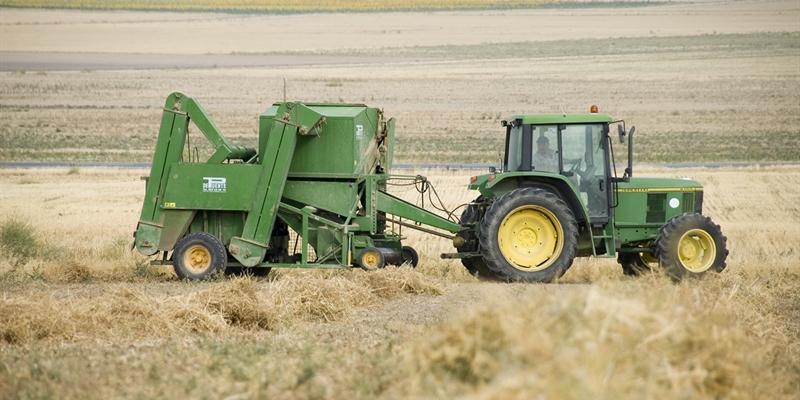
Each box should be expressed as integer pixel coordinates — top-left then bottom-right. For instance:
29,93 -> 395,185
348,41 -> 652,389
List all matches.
457,196 -> 497,279
173,232 -> 227,281
655,213 -> 728,281
618,251 -> 657,276
401,246 -> 419,267
358,246 -> 385,271
479,188 -> 579,283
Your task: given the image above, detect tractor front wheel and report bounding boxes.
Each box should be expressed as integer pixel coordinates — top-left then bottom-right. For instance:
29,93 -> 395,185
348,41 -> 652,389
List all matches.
173,232 -> 227,280
479,188 -> 579,282
655,213 -> 728,281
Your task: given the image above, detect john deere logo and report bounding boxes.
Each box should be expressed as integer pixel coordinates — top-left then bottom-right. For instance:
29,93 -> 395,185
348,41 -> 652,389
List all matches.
203,177 -> 226,193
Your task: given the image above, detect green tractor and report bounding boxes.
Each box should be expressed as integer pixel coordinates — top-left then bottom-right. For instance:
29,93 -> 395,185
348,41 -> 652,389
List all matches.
448,106 -> 728,282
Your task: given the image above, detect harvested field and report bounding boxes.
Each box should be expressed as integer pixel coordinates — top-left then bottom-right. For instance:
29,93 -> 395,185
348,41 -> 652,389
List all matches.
1,166 -> 799,398
1,1 -> 799,398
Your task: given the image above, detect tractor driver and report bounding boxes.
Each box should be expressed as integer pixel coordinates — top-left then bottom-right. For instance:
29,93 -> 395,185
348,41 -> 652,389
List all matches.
533,135 -> 583,175
533,135 -> 558,173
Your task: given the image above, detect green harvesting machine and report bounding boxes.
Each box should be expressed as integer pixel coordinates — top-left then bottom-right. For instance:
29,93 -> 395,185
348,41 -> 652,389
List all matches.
134,92 -> 459,280
135,94 -> 728,282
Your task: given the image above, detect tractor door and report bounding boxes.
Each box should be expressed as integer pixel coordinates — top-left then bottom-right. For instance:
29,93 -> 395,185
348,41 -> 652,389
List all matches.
506,123 -> 611,224
557,124 -> 610,224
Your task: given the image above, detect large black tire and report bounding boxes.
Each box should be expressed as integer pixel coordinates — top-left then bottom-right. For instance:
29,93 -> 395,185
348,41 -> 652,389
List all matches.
618,250 -> 657,276
456,196 -> 497,279
479,188 -> 579,283
655,213 -> 728,281
173,232 -> 227,281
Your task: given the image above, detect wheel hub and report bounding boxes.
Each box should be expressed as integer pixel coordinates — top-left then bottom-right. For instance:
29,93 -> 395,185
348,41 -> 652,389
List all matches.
516,227 -> 538,248
364,253 -> 378,266
185,245 -> 211,272
678,229 -> 716,273
498,206 -> 563,271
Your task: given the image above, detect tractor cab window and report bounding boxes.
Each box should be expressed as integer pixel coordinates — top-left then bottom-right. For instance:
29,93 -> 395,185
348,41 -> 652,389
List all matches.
506,126 -> 523,172
561,124 -> 609,220
532,125 -> 559,174
505,125 -> 560,174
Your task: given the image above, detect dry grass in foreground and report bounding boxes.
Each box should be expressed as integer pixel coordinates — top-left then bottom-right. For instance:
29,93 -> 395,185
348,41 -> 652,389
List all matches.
1,269 -> 797,399
0,166 -> 798,398
401,270 -> 799,399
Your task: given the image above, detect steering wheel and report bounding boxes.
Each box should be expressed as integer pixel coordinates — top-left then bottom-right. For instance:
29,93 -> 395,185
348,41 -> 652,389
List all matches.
567,158 -> 582,174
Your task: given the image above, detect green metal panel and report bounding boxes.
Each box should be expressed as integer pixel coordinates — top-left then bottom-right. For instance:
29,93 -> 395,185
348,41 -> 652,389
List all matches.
282,180 -> 359,217
187,211 -> 246,246
614,177 -> 703,244
508,113 -> 613,125
136,94 -> 190,255
259,105 -> 279,162
259,103 -> 390,178
230,111 -> 299,266
158,209 -> 196,251
161,163 -> 260,211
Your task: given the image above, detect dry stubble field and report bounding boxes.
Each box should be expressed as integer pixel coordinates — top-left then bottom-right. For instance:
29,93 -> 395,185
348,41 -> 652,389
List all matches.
1,1 -> 799,399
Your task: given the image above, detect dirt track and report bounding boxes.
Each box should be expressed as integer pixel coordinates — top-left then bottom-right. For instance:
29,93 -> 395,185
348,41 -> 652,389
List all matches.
0,51 -> 425,71
1,0 -> 797,70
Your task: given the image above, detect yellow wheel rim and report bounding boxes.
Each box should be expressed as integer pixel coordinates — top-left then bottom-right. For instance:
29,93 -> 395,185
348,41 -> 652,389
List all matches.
678,229 -> 716,273
183,245 -> 212,273
498,205 -> 563,271
362,251 -> 381,270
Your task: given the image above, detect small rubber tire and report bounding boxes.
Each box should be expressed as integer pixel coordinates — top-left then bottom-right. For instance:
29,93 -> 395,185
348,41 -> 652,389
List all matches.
457,196 -> 497,279
401,246 -> 419,267
357,246 -> 385,271
479,188 -> 579,283
655,213 -> 728,281
173,232 -> 227,281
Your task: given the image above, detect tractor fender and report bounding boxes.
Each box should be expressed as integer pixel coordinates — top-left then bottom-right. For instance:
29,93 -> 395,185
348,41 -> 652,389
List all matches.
478,172 -> 592,225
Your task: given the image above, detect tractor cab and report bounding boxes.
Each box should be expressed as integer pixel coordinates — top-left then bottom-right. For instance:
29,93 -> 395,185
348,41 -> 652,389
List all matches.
502,112 -> 614,225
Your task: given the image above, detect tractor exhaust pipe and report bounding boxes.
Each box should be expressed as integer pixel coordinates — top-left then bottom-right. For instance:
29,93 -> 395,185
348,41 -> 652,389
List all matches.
626,126 -> 635,180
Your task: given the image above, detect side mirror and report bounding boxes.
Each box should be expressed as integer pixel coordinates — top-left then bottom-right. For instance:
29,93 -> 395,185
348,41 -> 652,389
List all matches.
618,124 -> 626,143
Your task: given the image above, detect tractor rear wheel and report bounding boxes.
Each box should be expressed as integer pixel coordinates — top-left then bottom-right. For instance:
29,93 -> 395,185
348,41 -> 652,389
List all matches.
457,196 -> 497,279
655,213 -> 728,281
479,188 -> 579,282
173,232 -> 227,281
